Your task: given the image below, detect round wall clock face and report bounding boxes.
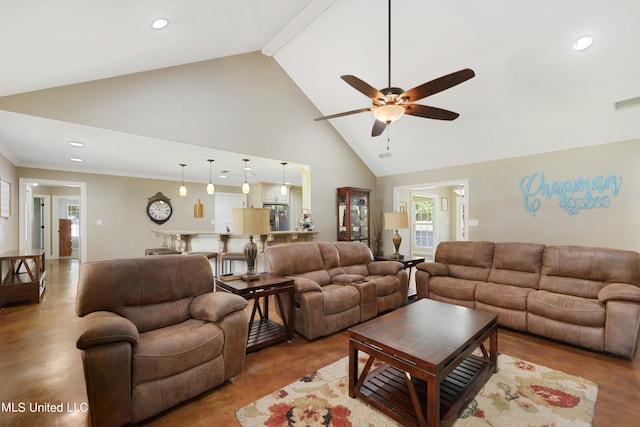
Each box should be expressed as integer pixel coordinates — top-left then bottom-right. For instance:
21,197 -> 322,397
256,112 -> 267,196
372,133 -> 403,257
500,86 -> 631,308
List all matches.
147,192 -> 173,225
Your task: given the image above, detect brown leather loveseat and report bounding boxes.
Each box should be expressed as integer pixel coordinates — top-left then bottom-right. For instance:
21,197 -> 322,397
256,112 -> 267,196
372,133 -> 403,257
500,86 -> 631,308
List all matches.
416,241 -> 640,358
265,241 -> 408,340
75,254 -> 249,427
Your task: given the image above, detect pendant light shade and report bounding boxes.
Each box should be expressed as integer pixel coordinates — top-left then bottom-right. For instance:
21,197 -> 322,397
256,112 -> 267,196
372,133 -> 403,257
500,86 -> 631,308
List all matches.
242,159 -> 250,194
179,163 -> 187,196
280,162 -> 288,196
206,159 -> 215,195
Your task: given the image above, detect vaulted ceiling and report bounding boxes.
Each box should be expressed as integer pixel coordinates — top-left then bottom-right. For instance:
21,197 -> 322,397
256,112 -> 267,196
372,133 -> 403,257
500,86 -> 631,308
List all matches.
0,0 -> 638,185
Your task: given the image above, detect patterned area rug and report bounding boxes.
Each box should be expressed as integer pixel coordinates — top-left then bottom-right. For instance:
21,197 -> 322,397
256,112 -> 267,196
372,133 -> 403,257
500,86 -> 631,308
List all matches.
237,353 -> 597,427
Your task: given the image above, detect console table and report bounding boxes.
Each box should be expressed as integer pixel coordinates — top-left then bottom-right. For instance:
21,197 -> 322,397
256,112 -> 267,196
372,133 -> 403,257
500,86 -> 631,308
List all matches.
0,249 -> 46,307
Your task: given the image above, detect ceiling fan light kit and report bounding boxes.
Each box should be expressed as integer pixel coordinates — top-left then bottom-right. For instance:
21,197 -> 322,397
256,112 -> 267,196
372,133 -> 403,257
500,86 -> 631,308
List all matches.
315,0 -> 475,137
373,104 -> 405,124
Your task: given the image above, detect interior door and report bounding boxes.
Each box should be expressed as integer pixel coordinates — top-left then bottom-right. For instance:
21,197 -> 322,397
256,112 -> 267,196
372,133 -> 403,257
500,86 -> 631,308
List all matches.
214,193 -> 246,232
59,219 -> 72,257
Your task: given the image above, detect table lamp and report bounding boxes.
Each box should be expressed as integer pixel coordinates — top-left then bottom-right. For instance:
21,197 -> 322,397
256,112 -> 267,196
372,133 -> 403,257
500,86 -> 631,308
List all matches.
384,211 -> 409,260
233,208 -> 271,281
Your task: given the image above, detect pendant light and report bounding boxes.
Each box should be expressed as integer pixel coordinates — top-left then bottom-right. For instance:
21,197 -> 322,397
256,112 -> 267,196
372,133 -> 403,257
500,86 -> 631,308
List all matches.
206,159 -> 215,195
179,163 -> 187,196
242,159 -> 250,194
280,162 -> 288,196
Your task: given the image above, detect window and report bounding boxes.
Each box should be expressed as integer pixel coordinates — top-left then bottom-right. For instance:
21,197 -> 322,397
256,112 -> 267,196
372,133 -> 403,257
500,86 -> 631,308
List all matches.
414,198 -> 434,249
67,203 -> 80,237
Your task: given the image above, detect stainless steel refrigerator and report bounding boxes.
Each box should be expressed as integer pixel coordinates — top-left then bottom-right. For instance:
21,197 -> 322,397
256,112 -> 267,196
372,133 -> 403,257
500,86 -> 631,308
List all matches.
264,204 -> 290,231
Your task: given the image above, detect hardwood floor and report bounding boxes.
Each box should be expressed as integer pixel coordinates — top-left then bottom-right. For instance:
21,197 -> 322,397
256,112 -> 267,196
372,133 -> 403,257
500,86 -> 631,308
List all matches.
0,259 -> 638,426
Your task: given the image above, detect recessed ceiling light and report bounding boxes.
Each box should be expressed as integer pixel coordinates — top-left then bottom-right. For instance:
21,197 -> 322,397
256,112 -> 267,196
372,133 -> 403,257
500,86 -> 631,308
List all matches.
70,157 -> 83,162
573,35 -> 593,51
151,18 -> 169,30
69,141 -> 85,147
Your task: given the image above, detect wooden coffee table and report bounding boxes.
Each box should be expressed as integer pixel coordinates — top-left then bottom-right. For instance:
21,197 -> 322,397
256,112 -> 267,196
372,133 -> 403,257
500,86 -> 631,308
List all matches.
215,273 -> 294,353
348,298 -> 498,427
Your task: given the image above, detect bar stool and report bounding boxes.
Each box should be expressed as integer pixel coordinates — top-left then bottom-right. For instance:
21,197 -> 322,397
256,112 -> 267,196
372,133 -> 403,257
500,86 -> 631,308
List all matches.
220,252 -> 246,275
189,252 -> 218,278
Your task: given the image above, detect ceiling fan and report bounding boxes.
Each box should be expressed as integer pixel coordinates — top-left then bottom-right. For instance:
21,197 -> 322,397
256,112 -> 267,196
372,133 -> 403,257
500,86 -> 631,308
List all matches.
314,0 -> 475,137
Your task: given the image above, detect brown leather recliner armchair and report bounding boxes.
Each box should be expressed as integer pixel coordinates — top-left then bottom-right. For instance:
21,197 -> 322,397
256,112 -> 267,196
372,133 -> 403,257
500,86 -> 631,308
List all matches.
75,254 -> 248,427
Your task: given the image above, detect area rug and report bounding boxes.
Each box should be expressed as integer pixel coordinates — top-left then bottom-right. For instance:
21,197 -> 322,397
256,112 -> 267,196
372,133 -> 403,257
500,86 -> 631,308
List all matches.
237,353 -> 597,427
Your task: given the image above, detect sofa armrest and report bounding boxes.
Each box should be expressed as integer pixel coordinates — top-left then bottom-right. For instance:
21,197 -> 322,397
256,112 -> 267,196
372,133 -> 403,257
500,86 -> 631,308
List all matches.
76,311 -> 139,350
332,273 -> 366,283
416,261 -> 449,276
368,260 -> 404,275
294,277 -> 323,293
190,292 -> 248,323
598,283 -> 640,304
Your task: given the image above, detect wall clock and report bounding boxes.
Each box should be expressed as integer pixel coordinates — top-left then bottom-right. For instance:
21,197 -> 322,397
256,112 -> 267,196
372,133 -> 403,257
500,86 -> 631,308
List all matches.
146,192 -> 173,225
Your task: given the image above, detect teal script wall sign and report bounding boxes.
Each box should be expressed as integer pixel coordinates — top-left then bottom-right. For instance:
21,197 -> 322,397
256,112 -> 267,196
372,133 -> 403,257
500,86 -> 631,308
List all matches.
520,172 -> 622,216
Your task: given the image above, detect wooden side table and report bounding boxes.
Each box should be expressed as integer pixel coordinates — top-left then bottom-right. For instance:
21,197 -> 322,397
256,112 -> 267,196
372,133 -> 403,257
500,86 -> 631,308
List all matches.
215,273 -> 294,353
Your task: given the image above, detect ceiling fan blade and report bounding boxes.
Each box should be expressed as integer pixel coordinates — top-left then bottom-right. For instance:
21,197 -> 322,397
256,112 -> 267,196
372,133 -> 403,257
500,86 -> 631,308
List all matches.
314,107 -> 373,121
371,119 -> 387,137
404,104 -> 460,121
341,75 -> 385,100
401,68 -> 475,102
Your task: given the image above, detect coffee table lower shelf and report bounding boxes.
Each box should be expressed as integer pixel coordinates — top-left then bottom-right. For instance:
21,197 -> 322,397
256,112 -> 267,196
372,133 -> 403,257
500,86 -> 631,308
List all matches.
356,355 -> 493,427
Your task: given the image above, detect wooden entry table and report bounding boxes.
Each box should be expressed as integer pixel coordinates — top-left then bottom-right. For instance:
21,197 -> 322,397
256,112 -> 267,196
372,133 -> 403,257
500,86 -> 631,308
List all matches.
215,273 -> 294,353
349,299 -> 498,427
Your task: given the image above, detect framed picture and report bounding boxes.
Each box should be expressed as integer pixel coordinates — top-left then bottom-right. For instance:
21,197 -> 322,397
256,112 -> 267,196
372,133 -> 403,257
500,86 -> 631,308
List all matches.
399,201 -> 407,213
1,178 -> 10,217
441,197 -> 449,212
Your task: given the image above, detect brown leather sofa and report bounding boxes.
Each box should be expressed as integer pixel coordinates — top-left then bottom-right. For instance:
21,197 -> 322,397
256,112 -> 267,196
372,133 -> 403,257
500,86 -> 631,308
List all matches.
75,254 -> 249,427
265,241 -> 408,340
416,241 -> 640,358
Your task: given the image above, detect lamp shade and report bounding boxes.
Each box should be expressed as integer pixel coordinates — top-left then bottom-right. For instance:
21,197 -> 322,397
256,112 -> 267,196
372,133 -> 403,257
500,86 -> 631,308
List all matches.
384,212 -> 409,230
233,208 -> 271,235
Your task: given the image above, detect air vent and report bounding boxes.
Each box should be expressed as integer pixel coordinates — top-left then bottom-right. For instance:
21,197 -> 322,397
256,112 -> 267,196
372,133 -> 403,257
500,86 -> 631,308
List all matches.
615,96 -> 640,110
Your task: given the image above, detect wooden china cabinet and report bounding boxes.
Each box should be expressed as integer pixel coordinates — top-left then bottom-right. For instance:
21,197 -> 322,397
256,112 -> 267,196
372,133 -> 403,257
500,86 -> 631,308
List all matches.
337,187 -> 370,247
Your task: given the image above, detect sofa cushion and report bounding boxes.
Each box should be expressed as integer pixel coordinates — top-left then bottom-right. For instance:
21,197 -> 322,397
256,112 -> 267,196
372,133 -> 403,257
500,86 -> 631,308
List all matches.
428,276 -> 478,301
118,298 -> 193,333
265,242 -> 326,277
76,255 -> 214,318
527,290 -> 605,327
322,284 -> 361,315
318,242 -> 344,277
475,282 -> 533,310
488,242 -> 544,289
133,319 -> 224,384
540,245 -> 640,298
435,241 -> 494,281
296,270 -> 331,287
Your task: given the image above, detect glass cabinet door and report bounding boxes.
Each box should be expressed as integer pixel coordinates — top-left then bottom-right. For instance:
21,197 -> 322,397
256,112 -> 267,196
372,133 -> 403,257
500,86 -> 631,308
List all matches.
337,187 -> 370,246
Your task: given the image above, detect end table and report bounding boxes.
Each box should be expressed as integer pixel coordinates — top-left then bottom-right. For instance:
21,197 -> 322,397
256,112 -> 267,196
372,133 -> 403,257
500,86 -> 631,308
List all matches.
215,273 -> 294,353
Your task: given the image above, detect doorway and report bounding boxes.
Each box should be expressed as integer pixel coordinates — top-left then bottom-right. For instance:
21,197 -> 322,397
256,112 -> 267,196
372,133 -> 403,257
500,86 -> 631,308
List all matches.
392,179 -> 469,260
19,178 -> 87,262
